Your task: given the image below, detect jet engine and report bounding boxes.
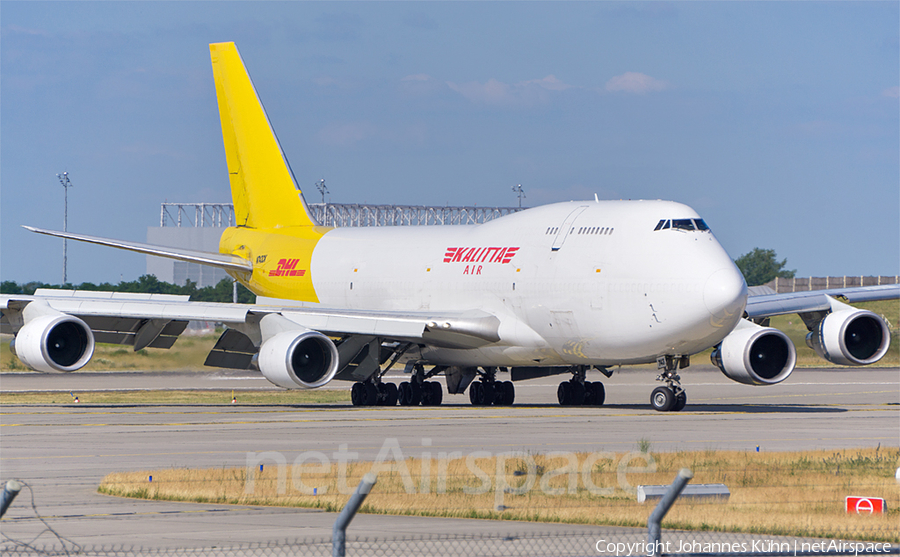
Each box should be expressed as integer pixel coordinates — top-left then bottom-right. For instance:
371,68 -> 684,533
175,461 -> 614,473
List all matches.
805,309 -> 890,366
12,311 -> 95,373
258,329 -> 340,389
711,320 -> 796,385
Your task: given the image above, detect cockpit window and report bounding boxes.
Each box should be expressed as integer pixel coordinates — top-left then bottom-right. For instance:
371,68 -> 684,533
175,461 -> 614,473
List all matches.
654,218 -> 710,232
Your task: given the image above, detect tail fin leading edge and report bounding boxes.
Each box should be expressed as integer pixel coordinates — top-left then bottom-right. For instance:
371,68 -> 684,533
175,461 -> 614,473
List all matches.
210,42 -> 316,229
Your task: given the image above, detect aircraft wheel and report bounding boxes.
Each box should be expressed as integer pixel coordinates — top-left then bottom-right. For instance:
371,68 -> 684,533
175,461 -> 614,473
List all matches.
409,381 -> 423,406
350,383 -> 366,406
398,382 -> 412,406
384,383 -> 399,406
589,382 -> 605,406
428,381 -> 443,406
651,386 -> 675,412
500,381 -> 515,406
469,381 -> 482,405
364,383 -> 379,406
481,381 -> 496,405
569,381 -> 586,405
420,381 -> 436,406
672,391 -> 687,412
375,383 -> 388,406
490,382 -> 503,406
557,381 -> 572,406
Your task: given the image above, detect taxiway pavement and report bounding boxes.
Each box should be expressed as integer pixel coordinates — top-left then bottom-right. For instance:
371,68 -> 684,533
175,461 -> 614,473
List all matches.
1,366 -> 897,550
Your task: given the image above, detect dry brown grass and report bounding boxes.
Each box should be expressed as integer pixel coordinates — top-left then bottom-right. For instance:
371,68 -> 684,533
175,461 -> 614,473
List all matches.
99,447 -> 900,542
0,389 -> 347,405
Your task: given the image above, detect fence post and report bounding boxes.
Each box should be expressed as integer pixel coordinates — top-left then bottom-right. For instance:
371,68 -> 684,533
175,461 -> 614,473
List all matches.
0,480 -> 23,518
647,468 -> 693,556
333,473 -> 377,557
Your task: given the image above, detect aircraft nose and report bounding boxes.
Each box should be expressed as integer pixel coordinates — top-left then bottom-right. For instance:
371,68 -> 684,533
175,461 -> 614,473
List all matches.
703,266 -> 747,321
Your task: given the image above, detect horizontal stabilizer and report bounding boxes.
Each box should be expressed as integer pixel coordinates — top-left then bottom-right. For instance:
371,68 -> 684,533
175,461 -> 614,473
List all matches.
23,226 -> 252,273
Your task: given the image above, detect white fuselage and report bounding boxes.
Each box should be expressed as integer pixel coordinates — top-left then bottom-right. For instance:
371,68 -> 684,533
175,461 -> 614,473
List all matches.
308,200 -> 748,367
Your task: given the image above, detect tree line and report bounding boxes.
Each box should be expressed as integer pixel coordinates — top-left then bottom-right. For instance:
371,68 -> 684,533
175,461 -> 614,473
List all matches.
0,275 -> 255,304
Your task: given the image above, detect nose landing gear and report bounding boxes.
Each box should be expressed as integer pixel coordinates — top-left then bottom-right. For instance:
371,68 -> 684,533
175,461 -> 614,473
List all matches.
651,355 -> 688,412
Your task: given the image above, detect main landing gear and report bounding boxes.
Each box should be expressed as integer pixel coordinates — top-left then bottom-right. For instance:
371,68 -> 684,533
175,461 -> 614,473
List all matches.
650,355 -> 688,412
397,363 -> 444,406
350,363 -> 447,407
350,380 -> 398,407
468,367 -> 515,406
557,365 -> 607,406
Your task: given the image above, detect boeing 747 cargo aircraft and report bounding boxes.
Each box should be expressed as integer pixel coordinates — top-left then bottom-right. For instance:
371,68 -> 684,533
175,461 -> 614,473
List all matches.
3,43 -> 896,411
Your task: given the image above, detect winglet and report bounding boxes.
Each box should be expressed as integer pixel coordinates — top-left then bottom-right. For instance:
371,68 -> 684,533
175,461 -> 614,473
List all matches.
210,42 -> 317,229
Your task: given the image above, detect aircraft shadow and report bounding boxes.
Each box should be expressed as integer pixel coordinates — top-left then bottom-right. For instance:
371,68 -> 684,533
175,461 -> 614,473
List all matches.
25,403 -> 846,414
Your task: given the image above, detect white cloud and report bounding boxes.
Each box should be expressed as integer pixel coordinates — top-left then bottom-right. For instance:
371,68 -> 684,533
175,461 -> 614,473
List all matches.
605,72 -> 669,94
882,86 -> 900,98
447,78 -> 514,105
523,75 -> 572,91
447,75 -> 573,107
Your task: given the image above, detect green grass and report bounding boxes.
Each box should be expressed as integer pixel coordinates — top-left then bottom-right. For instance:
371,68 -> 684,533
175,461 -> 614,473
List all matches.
1,334 -> 220,372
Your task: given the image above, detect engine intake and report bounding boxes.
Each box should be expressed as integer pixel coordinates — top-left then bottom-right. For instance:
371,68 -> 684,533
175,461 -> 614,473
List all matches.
806,309 -> 890,366
711,320 -> 796,385
13,312 -> 95,373
258,329 -> 339,389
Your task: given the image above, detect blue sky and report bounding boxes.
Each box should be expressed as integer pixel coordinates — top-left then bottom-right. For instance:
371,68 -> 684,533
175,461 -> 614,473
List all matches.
2,1 -> 898,284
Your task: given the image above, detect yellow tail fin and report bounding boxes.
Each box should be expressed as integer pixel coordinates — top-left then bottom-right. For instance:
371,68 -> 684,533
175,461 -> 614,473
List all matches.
210,42 -> 316,229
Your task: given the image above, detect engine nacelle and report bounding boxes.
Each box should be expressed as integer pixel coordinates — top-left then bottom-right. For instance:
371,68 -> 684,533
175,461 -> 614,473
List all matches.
13,312 -> 95,373
805,309 -> 890,366
711,320 -> 796,385
258,329 -> 340,389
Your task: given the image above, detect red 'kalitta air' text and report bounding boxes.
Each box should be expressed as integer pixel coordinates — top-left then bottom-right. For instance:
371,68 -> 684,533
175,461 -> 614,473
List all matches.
269,258 -> 306,277
443,247 -> 519,264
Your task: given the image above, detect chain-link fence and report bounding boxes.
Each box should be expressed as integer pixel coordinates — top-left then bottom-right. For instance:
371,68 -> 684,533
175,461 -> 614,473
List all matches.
2,473 -> 897,557
3,531 -> 898,557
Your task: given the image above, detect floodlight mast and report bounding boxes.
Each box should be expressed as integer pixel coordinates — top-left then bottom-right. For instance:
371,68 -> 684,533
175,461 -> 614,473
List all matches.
57,172 -> 73,284
511,184 -> 526,208
315,179 -> 329,204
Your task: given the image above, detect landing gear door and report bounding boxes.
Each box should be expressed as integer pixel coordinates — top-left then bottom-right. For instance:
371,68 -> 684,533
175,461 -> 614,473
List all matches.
551,206 -> 588,251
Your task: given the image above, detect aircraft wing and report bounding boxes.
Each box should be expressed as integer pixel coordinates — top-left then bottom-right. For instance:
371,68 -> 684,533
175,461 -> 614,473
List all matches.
745,284 -> 899,318
0,290 -> 501,379
1,290 -> 500,347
